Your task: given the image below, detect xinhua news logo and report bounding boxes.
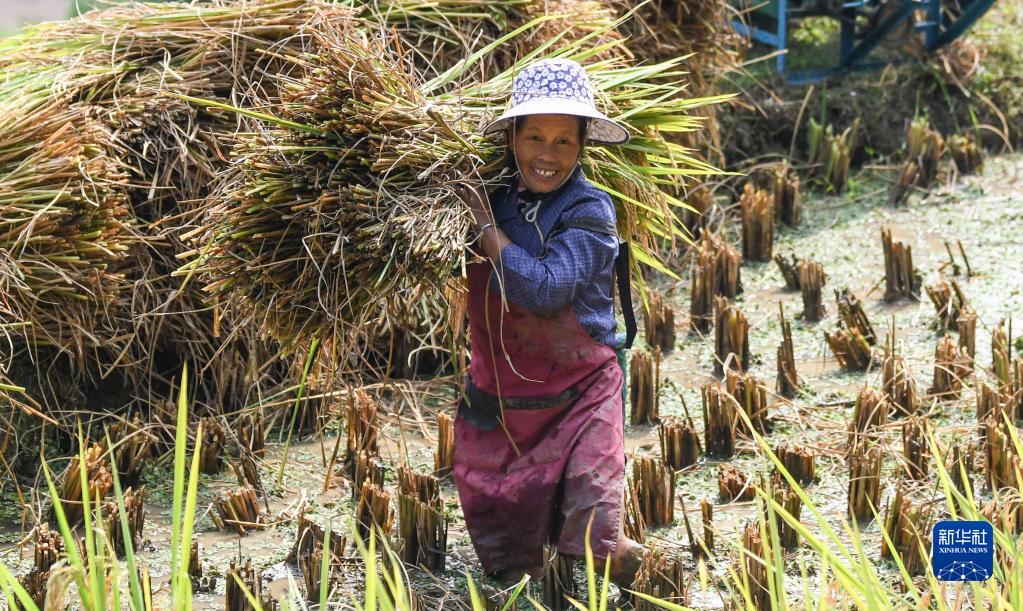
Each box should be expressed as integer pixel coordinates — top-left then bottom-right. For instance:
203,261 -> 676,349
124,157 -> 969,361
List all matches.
932,520 -> 993,581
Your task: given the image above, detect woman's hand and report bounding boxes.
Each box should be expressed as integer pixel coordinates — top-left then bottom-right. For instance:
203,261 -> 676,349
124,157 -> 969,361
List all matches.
455,178 -> 493,230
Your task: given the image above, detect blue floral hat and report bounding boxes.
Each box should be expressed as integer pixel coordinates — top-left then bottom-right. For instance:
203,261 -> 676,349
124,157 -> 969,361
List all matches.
483,58 -> 630,145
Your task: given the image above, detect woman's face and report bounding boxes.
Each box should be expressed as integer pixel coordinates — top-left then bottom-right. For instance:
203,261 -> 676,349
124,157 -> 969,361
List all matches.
512,114 -> 583,193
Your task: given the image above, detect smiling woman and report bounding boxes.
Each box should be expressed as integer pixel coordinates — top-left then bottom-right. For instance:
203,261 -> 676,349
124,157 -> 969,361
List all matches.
454,58 -> 644,588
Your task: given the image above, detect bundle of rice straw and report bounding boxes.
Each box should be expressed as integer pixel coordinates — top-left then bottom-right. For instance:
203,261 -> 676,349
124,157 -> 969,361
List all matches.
182,5 -> 718,353
0,95 -> 132,368
0,0 -> 347,397
612,0 -> 747,91
345,0 -> 527,77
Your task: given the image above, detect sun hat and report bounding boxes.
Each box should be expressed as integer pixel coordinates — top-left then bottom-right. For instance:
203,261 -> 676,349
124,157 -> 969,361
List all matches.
482,58 -> 630,145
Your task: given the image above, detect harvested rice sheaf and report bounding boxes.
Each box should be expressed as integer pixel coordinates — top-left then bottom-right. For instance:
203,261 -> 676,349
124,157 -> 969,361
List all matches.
0,0 -> 328,389
184,7 -> 717,352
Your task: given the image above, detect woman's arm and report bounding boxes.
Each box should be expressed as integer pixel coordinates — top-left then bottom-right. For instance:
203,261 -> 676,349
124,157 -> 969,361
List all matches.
457,181 -> 511,261
457,180 -> 617,314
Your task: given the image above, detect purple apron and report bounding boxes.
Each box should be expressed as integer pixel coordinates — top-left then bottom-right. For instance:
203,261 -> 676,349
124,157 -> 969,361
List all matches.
454,259 -> 625,573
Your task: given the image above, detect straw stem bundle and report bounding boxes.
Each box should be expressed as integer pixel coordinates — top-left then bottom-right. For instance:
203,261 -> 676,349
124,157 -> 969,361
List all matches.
976,381 -> 1006,442
288,505 -> 347,563
767,474 -> 802,549
198,416 -> 227,475
889,160 -> 919,206
848,387 -> 889,455
189,541 -> 216,593
740,523 -> 771,611
515,0 -> 630,66
346,389 -> 380,461
947,443 -> 977,498
356,480 -> 394,539
907,117 -> 944,188
718,464 -> 753,502
630,456 -> 675,528
226,558 -> 269,611
644,291 -> 677,353
699,499 -> 714,550
835,289 -> 877,345
630,348 -> 659,425
881,228 -> 921,301
772,165 -> 802,227
17,567 -> 48,609
776,303 -> 800,398
397,466 -> 446,569
774,254 -> 801,290
298,539 -> 336,602
825,329 -> 873,371
799,260 -> 826,322
702,381 -> 737,458
882,338 -> 918,417
926,279 -> 969,330
725,369 -> 769,435
56,442 -> 113,525
0,0 -> 331,394
740,183 -> 773,261
236,412 -> 267,458
212,486 -> 264,536
902,419 -> 929,480
880,482 -> 931,575
992,319 -> 1012,386
713,297 -> 749,375
931,336 -> 971,400
434,411 -> 455,476
774,443 -> 815,485
107,416 -> 155,486
348,450 -> 384,501
542,544 -> 576,611
847,439 -> 883,522
624,480 -> 647,544
691,234 -> 743,332
33,523 -> 62,573
633,547 -> 688,610
984,416 -> 1022,492
948,133 -> 984,175
658,416 -> 700,470
807,118 -> 859,194
104,486 -> 145,557
957,308 -> 977,362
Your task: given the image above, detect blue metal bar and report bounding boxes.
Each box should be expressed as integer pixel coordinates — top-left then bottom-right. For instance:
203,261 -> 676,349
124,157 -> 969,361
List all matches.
786,60 -> 892,85
923,0 -> 941,48
839,6 -> 857,64
777,0 -> 789,74
731,0 -> 789,74
927,0 -> 997,50
841,0 -> 916,67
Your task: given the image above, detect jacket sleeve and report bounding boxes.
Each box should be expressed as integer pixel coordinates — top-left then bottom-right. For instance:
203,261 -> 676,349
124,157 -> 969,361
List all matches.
495,193 -> 617,315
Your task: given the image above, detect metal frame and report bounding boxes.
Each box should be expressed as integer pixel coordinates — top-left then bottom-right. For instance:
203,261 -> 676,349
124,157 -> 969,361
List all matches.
732,0 -> 998,83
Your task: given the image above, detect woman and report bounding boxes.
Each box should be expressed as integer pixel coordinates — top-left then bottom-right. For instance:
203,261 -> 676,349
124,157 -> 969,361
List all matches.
454,58 -> 644,587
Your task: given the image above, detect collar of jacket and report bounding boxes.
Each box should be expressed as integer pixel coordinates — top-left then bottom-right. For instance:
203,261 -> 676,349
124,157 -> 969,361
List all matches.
491,166 -> 583,225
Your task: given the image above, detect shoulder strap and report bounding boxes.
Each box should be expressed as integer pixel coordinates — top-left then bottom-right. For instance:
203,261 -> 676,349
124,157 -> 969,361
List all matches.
548,216 -> 637,349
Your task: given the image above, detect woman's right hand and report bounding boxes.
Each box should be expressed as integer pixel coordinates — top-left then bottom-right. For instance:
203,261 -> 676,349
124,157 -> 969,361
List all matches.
455,177 -> 493,230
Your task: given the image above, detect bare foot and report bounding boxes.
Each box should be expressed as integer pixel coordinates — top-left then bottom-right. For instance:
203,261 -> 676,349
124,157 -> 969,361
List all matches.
608,536 -> 645,588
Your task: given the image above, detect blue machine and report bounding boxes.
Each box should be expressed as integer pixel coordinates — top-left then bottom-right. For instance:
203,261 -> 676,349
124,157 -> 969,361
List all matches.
732,0 -> 998,83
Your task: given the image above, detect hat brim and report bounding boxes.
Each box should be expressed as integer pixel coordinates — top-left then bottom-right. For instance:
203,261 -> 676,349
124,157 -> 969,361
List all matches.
482,98 -> 630,145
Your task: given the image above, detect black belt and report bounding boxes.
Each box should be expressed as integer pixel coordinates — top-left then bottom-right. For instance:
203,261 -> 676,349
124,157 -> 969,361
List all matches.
457,378 -> 580,431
